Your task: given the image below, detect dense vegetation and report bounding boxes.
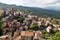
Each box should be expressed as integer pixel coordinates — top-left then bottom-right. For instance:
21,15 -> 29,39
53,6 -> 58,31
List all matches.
41,30 -> 60,40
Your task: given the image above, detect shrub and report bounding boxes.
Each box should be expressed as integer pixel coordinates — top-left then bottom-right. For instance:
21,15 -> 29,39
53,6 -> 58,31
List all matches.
17,16 -> 24,23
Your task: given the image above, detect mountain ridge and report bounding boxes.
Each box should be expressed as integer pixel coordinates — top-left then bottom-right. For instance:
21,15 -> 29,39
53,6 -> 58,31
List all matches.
0,3 -> 60,19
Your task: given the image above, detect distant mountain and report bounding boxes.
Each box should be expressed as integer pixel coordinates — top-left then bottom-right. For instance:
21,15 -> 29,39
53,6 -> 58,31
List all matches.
45,6 -> 60,11
0,3 -> 60,19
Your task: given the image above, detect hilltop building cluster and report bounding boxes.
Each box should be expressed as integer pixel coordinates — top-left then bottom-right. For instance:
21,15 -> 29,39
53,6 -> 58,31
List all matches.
0,8 -> 60,40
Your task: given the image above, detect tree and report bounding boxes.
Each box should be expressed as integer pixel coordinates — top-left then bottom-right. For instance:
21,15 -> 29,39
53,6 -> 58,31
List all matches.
30,25 -> 39,31
0,20 -> 3,36
17,16 -> 24,23
49,32 -> 60,40
0,15 -> 3,36
41,32 -> 51,39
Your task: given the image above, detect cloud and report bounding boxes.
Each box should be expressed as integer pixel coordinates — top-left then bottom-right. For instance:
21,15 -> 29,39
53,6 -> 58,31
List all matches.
20,0 -> 57,8
47,0 -> 60,7
0,0 -> 60,8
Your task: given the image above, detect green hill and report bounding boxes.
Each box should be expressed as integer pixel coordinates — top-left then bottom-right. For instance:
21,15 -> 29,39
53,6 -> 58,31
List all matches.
0,3 -> 60,19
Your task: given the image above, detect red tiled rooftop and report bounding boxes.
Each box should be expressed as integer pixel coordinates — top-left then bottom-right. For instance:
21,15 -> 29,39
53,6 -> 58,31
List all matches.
21,31 -> 34,37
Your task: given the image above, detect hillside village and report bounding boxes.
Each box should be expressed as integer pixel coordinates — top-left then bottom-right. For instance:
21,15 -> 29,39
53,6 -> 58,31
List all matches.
0,8 -> 60,40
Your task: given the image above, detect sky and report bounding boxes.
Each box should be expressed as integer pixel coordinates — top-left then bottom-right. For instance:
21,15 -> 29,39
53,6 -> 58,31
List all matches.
0,0 -> 60,8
